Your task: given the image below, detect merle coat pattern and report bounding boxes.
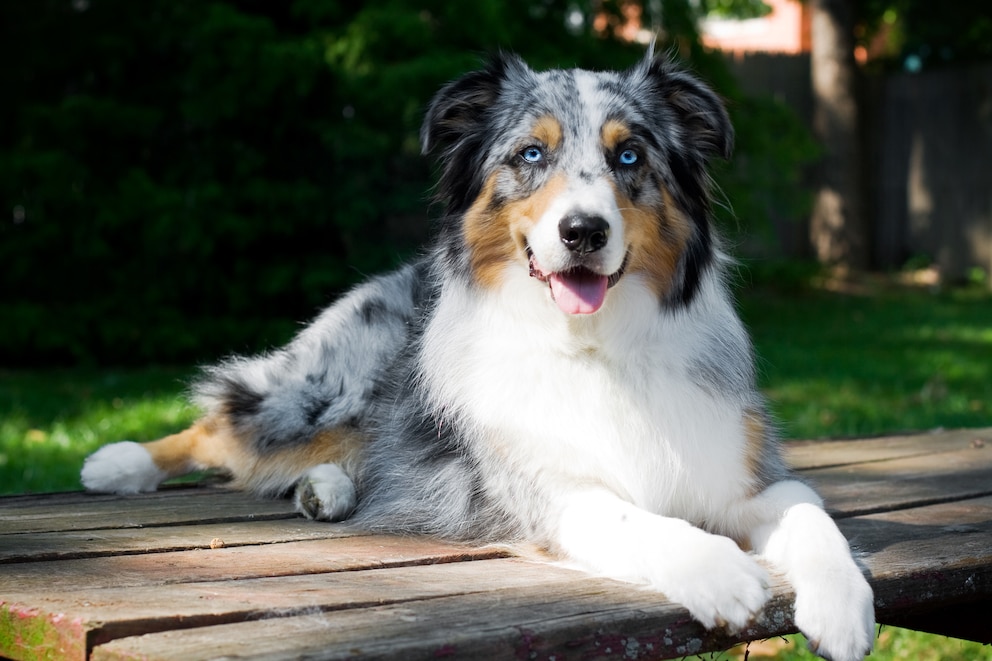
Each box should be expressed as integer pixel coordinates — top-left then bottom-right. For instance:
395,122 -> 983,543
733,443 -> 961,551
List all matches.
82,51 -> 876,661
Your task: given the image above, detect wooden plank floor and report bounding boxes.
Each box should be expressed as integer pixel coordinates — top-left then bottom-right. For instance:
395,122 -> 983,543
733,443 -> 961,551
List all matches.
2,428 -> 991,661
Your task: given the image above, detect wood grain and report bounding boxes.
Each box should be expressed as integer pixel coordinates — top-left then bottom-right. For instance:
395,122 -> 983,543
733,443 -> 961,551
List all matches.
2,429 -> 991,661
806,442 -> 992,517
2,535 -> 508,592
0,488 -> 297,535
785,427 -> 992,470
0,519 -> 369,563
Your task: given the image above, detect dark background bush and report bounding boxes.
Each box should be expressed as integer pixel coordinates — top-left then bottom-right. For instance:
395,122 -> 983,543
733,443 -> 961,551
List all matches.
1,0 -> 815,366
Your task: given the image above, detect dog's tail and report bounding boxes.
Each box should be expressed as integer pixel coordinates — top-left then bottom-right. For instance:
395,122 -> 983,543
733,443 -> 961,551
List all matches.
80,261 -> 429,498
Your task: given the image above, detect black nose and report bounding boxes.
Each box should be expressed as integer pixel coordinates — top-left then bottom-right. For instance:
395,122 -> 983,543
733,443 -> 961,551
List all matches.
559,214 -> 609,254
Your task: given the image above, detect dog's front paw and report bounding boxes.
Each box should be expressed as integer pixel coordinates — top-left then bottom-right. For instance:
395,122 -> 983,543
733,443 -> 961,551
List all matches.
655,528 -> 770,631
294,463 -> 357,522
794,562 -> 875,661
81,441 -> 168,494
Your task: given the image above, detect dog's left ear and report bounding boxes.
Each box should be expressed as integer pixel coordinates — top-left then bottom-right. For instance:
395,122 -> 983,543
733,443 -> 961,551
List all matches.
630,49 -> 733,308
633,50 -> 734,162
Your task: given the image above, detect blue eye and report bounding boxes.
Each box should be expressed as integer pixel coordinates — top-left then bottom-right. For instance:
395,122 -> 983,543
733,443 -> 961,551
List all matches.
521,146 -> 544,164
618,149 -> 638,166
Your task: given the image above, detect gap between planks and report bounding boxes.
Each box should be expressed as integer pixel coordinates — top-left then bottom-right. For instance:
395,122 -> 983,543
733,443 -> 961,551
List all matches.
5,495 -> 992,661
1,534 -> 513,592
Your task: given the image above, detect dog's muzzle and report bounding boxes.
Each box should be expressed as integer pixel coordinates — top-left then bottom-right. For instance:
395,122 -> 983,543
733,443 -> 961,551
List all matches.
528,215 -> 627,315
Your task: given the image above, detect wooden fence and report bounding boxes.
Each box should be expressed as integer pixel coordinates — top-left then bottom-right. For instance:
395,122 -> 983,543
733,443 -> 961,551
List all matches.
728,53 -> 992,281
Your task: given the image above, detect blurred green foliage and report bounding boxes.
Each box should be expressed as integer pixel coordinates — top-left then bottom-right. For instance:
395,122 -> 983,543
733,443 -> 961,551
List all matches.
856,0 -> 992,71
1,0 -> 816,366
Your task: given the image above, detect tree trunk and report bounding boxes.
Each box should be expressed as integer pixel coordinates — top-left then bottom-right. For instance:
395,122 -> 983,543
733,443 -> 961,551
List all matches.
809,0 -> 868,269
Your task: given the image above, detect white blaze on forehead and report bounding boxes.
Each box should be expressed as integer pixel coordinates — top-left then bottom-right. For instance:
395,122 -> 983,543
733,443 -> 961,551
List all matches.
573,70 -> 612,148
522,69 -> 627,278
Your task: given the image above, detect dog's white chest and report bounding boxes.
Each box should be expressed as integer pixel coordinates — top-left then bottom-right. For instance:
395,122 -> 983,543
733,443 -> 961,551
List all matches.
421,279 -> 752,522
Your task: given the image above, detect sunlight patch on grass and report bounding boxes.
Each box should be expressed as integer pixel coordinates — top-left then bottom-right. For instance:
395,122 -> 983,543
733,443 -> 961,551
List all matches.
725,627 -> 992,660
0,368 -> 198,494
741,284 -> 992,440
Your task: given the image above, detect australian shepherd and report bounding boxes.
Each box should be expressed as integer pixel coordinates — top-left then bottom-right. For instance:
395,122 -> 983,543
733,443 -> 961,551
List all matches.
82,50 -> 874,660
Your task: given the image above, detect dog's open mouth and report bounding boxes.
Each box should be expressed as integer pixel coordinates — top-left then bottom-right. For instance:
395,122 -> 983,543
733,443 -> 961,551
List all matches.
528,250 -> 627,315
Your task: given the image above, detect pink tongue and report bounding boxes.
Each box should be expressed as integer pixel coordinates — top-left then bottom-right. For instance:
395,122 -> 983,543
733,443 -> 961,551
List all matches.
548,270 -> 609,315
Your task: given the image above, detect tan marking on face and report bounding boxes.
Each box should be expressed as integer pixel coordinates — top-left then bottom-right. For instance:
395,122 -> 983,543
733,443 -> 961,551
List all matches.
532,115 -> 563,151
619,187 -> 692,298
465,172 -> 569,289
601,119 -> 633,151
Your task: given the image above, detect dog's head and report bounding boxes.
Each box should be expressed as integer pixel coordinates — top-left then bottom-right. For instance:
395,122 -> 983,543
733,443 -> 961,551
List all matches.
422,50 -> 732,313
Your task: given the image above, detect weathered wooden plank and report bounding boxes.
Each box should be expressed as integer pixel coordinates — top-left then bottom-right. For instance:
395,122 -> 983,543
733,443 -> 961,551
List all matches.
838,496 -> 992,584
806,441 -> 992,517
3,430 -> 992,661
0,519 -> 367,563
88,578 -> 798,661
0,558 -> 584,661
0,489 -> 297,534
0,488 -> 183,508
1,535 -> 508,592
785,427 -> 992,470
86,495 -> 992,661
21,495 -> 992,661
0,483 -> 242,516
844,493 -> 992,532
839,495 -> 992,622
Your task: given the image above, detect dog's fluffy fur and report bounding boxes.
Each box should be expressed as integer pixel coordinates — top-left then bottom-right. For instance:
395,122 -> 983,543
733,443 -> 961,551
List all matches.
82,51 -> 875,660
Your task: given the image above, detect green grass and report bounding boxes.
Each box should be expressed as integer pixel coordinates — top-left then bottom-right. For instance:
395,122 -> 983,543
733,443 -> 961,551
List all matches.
1,269 -> 991,660
0,367 -> 199,494
728,626 -> 992,660
740,274 -> 992,440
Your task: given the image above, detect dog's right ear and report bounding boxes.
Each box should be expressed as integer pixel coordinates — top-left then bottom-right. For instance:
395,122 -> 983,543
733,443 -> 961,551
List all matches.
420,52 -> 529,155
421,53 -> 531,213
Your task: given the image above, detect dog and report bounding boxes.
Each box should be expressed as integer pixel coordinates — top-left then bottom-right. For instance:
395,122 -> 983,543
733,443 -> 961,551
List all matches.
82,49 -> 875,661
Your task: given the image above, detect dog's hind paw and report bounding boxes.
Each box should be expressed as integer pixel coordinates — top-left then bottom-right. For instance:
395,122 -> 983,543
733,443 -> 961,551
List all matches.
81,441 -> 168,494
294,463 -> 357,522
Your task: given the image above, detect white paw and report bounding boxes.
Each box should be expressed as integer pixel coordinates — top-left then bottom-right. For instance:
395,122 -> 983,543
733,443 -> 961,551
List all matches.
557,494 -> 769,632
794,564 -> 875,661
293,463 -> 357,522
653,529 -> 770,631
81,441 -> 168,494
752,493 -> 876,661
